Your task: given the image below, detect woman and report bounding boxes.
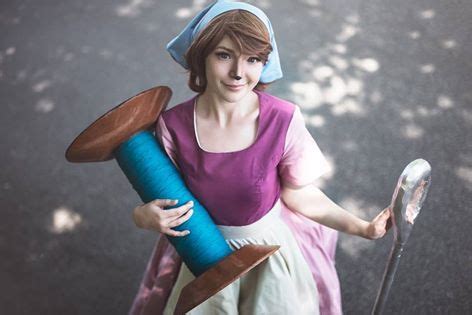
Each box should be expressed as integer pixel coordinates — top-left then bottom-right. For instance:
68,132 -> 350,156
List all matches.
130,1 -> 390,314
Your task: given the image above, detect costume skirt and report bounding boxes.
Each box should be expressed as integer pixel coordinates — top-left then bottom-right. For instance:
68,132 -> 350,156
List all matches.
163,202 -> 320,315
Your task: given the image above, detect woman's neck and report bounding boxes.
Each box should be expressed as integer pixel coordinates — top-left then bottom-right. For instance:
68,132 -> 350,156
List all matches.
197,91 -> 258,127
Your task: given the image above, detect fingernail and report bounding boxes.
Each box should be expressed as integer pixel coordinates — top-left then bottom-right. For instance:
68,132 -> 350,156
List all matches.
185,230 -> 190,235
188,201 -> 193,205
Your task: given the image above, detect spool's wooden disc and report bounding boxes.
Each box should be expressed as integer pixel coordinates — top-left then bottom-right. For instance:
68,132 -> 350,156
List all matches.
66,86 -> 172,162
173,245 -> 280,315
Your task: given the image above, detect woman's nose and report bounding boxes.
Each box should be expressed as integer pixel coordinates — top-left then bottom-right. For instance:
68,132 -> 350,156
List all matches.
230,59 -> 243,80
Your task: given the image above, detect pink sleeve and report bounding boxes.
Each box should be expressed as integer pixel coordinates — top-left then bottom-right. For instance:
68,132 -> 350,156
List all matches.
155,115 -> 179,168
278,106 -> 329,187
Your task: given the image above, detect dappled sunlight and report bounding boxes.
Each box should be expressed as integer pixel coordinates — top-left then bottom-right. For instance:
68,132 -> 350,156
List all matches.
400,109 -> 414,120
324,76 -> 349,104
301,0 -> 320,6
419,9 -> 435,19
116,0 -> 153,18
338,233 -> 372,259
32,80 -> 52,93
330,43 -> 347,55
437,95 -> 454,109
336,24 -> 359,42
6,47 -> 16,56
419,64 -> 435,74
174,0 -> 274,17
332,98 -> 365,116
369,91 -> 383,104
288,10 -> 383,119
299,0 -> 322,16
402,124 -> 424,139
175,0 -> 210,19
352,58 -> 379,73
455,166 -> 472,190
395,93 -> 458,139
416,105 -> 437,117
290,72 -> 369,117
56,46 -> 76,62
247,0 -> 271,9
304,113 -> 325,128
312,66 -> 334,81
339,140 -> 358,152
290,81 -> 323,109
35,98 -> 55,113
49,206 -> 82,234
328,55 -> 349,71
441,39 -> 457,49
408,31 -> 421,39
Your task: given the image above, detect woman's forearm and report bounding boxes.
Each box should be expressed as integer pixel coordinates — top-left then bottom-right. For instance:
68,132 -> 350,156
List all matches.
281,184 -> 370,238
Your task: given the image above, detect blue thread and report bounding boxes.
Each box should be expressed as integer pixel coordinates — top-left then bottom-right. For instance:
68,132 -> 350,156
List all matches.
115,131 -> 232,276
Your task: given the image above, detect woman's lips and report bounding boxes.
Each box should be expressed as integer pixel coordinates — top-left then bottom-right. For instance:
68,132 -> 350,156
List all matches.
223,83 -> 246,91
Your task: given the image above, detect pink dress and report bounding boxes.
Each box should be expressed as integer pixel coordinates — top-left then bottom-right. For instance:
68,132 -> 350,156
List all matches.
129,91 -> 342,315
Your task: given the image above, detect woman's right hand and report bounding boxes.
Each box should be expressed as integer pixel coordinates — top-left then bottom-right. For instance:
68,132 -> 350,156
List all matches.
132,199 -> 194,237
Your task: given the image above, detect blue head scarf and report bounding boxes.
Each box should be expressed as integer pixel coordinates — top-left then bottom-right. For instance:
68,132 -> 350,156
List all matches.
166,0 -> 283,83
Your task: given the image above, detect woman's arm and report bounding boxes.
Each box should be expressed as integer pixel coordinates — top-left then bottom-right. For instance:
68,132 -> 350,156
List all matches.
281,183 -> 391,239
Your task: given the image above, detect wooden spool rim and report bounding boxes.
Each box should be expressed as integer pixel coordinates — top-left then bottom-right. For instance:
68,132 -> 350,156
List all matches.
173,245 -> 280,315
65,86 -> 172,163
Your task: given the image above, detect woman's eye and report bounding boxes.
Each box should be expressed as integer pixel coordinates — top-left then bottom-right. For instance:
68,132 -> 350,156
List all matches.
248,57 -> 262,64
215,52 -> 231,60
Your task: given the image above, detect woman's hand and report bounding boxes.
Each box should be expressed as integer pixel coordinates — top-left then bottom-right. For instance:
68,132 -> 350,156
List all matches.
133,199 -> 194,237
365,207 -> 392,240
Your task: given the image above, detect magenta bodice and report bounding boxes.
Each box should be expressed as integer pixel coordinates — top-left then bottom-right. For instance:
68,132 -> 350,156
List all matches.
161,91 -> 294,226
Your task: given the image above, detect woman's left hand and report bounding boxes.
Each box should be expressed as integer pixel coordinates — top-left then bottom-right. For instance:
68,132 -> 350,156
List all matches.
365,207 -> 392,240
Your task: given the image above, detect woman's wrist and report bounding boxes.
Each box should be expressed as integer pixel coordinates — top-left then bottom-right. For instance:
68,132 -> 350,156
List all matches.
132,205 -> 144,228
356,219 -> 371,239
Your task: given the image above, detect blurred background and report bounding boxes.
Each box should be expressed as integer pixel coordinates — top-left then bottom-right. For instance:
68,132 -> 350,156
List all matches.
1,0 -> 471,314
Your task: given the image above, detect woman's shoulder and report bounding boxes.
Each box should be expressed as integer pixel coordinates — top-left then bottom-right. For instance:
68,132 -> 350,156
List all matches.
257,90 -> 297,117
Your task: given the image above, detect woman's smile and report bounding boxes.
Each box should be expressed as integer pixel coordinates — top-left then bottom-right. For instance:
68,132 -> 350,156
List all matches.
223,82 -> 246,91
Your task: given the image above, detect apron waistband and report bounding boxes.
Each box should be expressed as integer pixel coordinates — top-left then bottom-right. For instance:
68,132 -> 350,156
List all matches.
217,200 -> 282,240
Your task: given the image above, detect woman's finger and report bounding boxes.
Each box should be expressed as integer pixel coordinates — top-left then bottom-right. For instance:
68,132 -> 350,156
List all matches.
163,228 -> 190,237
152,199 -> 179,208
163,201 -> 193,218
168,209 -> 194,228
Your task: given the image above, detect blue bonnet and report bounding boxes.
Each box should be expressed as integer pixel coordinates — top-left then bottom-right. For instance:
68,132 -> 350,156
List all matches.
166,0 -> 283,83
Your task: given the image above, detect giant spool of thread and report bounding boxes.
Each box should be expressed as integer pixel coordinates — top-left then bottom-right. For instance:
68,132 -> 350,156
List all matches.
66,86 -> 279,315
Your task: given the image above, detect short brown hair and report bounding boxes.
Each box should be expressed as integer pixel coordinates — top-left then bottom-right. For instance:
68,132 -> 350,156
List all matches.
185,10 -> 273,93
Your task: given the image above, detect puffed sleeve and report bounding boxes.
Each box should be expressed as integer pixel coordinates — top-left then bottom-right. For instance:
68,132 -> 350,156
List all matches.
278,106 -> 329,187
155,115 -> 179,168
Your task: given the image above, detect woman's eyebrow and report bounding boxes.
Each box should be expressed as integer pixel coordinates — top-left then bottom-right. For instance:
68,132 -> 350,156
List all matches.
215,46 -> 236,53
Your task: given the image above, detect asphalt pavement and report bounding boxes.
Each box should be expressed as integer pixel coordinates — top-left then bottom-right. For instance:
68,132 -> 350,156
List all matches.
1,0 -> 471,314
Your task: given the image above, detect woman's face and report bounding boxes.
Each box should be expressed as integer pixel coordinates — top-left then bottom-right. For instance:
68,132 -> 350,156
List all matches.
203,36 -> 264,103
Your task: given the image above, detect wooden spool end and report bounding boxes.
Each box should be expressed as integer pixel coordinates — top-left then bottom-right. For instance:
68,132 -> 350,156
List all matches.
174,244 -> 280,315
65,86 -> 172,163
